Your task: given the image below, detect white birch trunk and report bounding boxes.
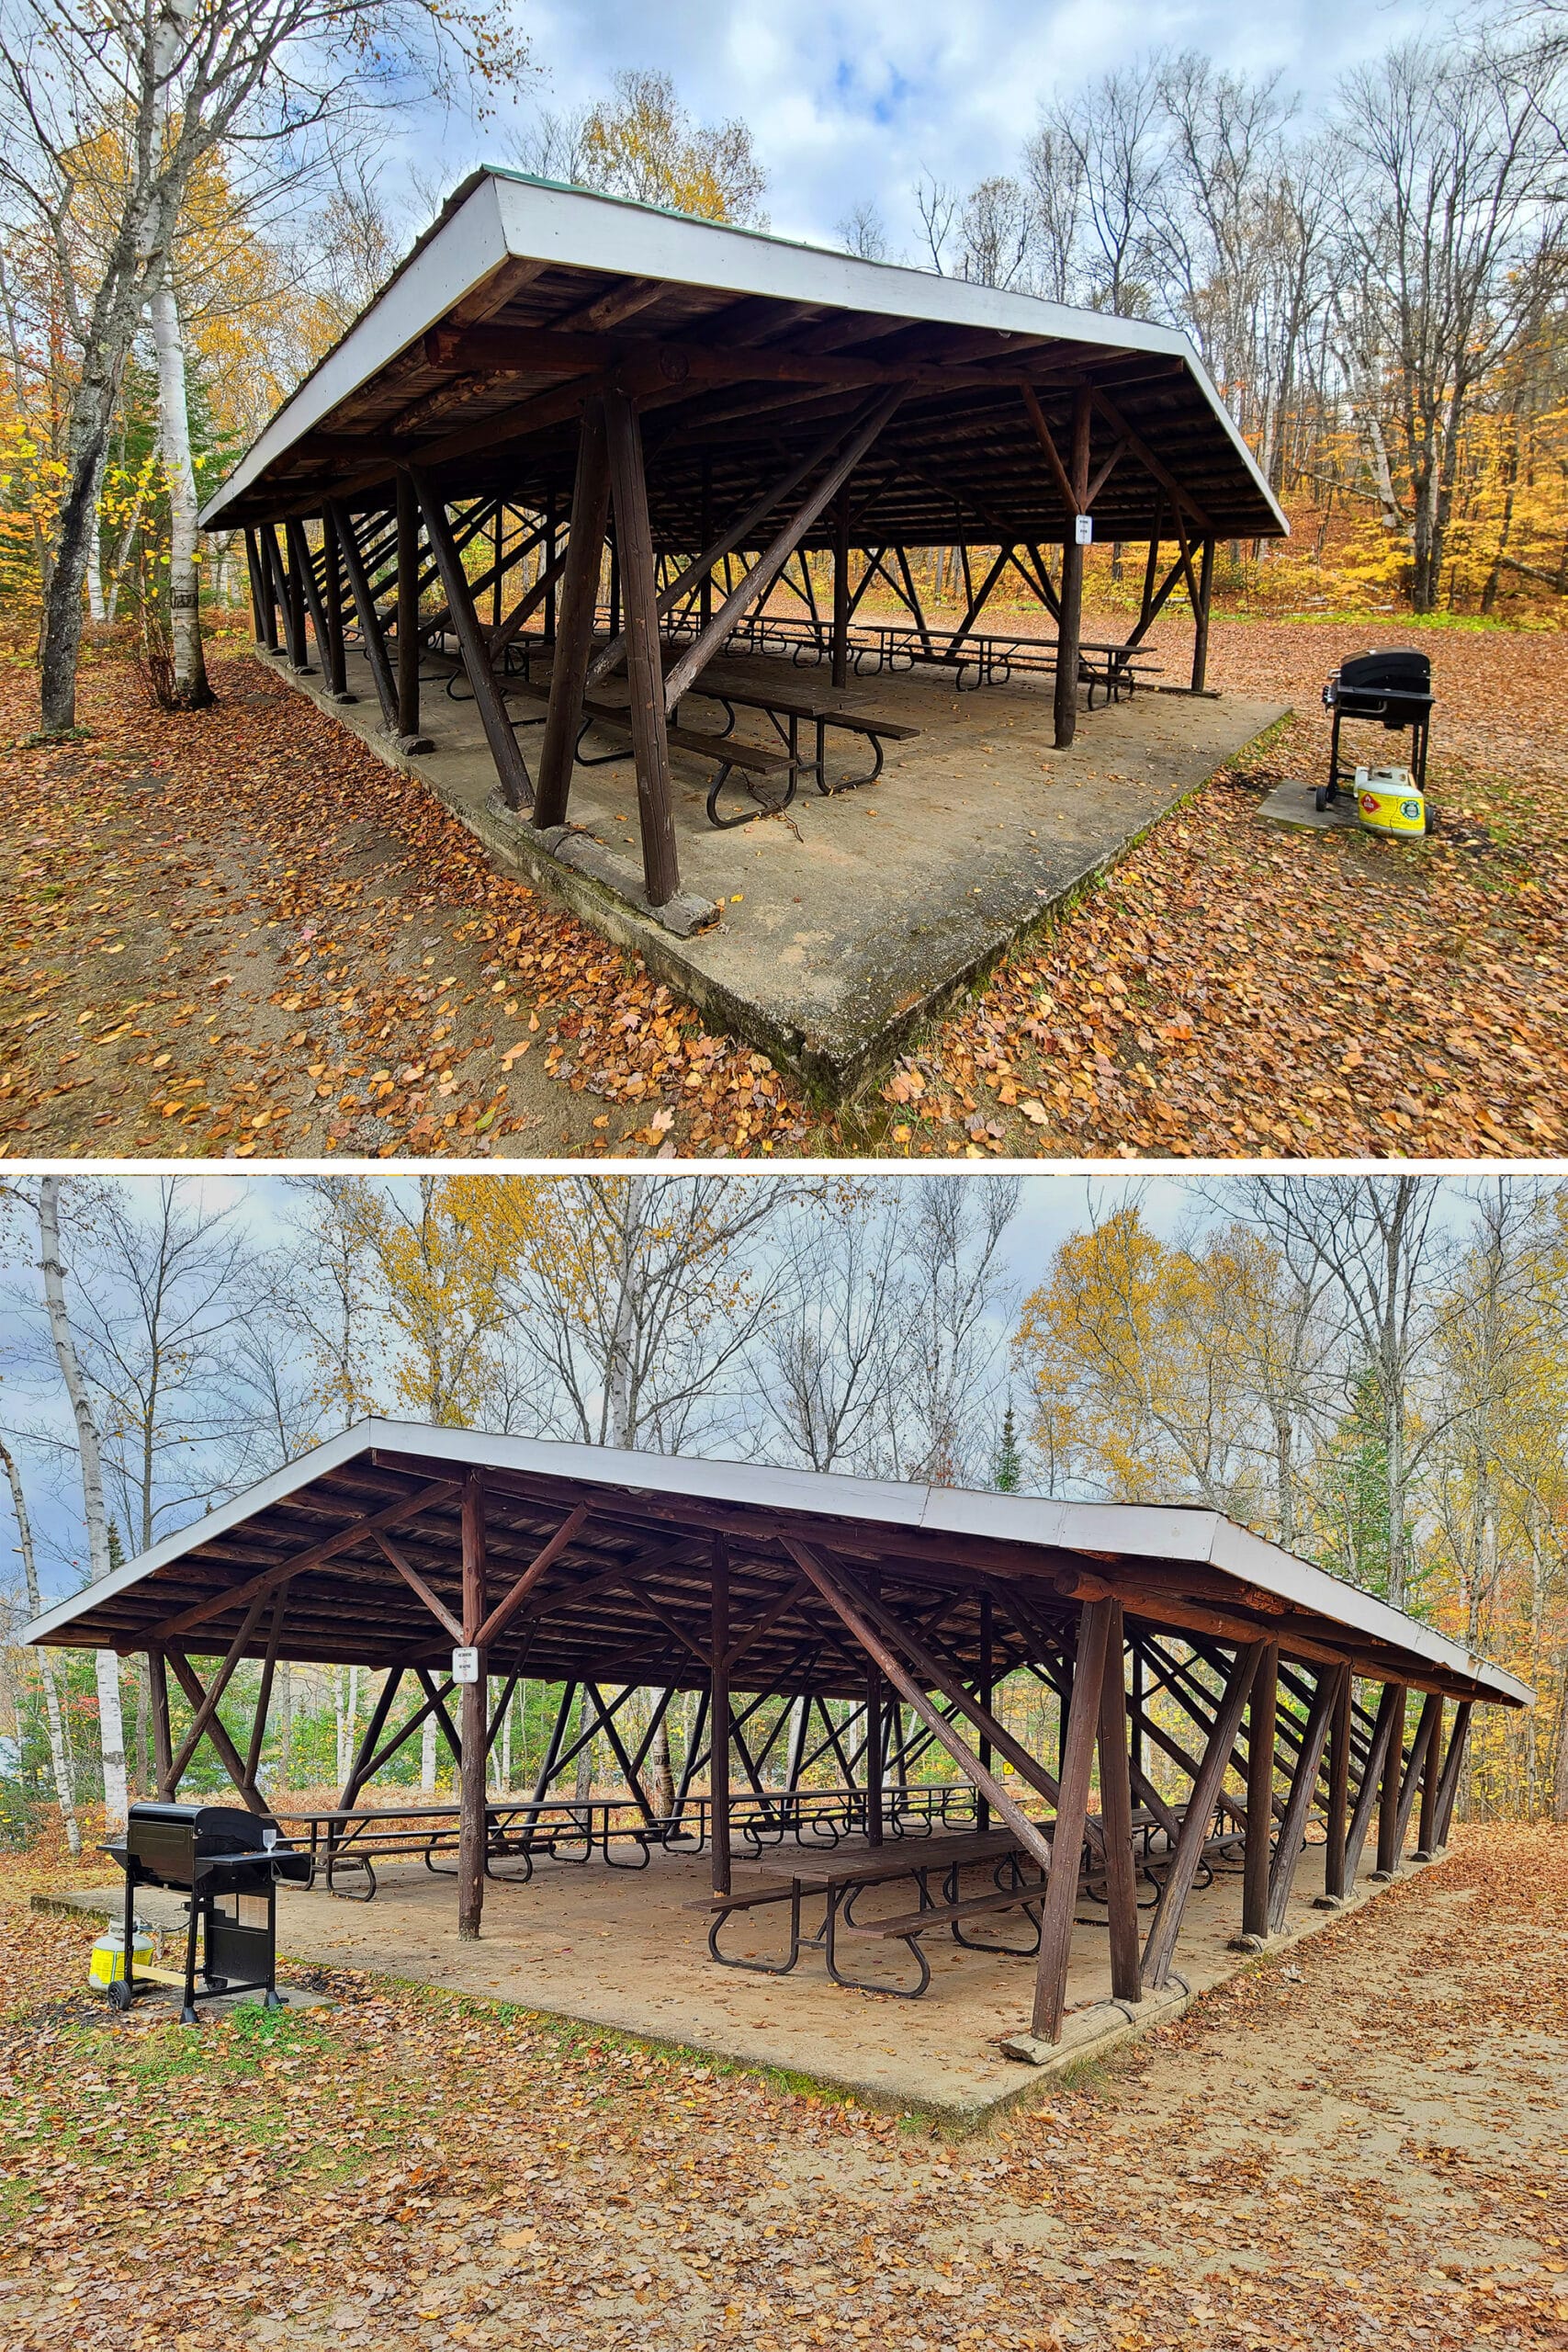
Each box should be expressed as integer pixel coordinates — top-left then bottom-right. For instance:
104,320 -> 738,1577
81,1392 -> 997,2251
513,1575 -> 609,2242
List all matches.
421,1713 -> 437,1793
1,1439 -> 80,1854
37,1178 -> 128,1832
85,518 -> 107,626
150,273 -> 209,707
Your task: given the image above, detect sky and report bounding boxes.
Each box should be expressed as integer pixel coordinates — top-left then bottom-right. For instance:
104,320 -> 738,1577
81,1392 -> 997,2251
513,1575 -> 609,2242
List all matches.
404,0 -> 1453,260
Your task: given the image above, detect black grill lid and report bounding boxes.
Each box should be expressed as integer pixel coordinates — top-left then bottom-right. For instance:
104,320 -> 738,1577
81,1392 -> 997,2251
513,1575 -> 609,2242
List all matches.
1337,649 -> 1431,695
128,1800 -> 276,1853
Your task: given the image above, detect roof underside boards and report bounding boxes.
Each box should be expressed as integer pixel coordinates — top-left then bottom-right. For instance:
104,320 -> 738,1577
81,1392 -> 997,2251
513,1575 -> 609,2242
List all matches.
198,172 -> 1289,546
23,1426 -> 1529,1711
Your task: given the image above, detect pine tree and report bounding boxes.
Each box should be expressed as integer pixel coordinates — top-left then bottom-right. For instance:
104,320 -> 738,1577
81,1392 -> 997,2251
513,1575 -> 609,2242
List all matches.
991,1401 -> 1023,1494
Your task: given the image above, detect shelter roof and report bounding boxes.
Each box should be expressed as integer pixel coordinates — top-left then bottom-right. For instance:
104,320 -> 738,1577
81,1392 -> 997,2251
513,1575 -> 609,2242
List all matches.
198,171 -> 1290,545
24,1423 -> 1529,1708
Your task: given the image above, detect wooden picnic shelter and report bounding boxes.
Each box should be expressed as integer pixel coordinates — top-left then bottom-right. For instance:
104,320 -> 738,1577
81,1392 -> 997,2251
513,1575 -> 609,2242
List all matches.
24,1425 -> 1528,2044
198,172 -> 1289,912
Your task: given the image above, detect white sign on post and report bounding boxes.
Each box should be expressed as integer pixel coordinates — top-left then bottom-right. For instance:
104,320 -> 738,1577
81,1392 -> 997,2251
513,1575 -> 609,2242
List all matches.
451,1645 -> 480,1685
1074,514 -> 1094,546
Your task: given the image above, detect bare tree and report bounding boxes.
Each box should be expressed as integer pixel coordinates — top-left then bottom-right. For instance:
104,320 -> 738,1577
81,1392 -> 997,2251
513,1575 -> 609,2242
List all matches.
836,199 -> 890,262
913,171 -> 962,274
959,175 -> 1037,289
1043,63 -> 1167,314
750,1184 -> 910,1473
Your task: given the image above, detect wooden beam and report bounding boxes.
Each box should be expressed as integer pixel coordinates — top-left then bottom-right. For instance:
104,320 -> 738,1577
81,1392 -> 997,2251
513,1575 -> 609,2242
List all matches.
1090,390 -> 1213,535
786,1543 -> 1055,1878
1242,1640 -> 1278,1940
1053,383 -> 1091,752
375,1529 -> 465,1645
166,1591 -> 270,1789
1430,1701 -> 1472,1849
243,1586 -> 289,1791
1393,1689 -> 1442,1856
1321,1663 -> 1353,1902
152,1480 -> 462,1643
473,1504 -> 592,1651
1346,1680 -> 1402,1891
1190,535 -> 1215,692
395,473 -> 428,748
337,1667 -> 406,1812
661,389 -> 904,712
1267,1666 -> 1336,1933
535,401 -> 612,831
1373,1684 -> 1407,1877
1021,386 -> 1079,514
286,517 -> 332,680
166,1647 -> 267,1815
1143,1642 -> 1264,1990
148,1646 -> 175,1799
1414,1696 -> 1446,1857
711,1534 -> 732,1898
603,386 -> 681,908
1096,1602 -> 1142,2005
321,510 -> 353,699
409,468 -> 533,812
328,499 -> 398,728
457,1469 -> 487,1940
1032,1596 -> 1115,2041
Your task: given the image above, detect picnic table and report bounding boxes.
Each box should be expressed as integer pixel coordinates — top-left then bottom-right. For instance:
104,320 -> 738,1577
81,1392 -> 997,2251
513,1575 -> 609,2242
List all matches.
695,1826 -> 1042,1998
273,1795 -> 664,1901
666,608 -> 1163,703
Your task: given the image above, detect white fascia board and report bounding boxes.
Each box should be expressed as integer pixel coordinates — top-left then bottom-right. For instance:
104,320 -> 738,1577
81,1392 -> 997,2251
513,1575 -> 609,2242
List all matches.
200,172 -> 1289,536
26,1419 -> 1523,1703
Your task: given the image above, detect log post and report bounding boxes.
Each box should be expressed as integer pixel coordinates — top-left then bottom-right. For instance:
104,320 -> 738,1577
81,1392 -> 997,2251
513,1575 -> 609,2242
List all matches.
1144,1642 -> 1263,1990
148,1648 -> 175,1800
286,517 -> 332,682
244,529 -> 276,650
1371,1684 -> 1406,1879
536,401 -> 613,831
321,512 -> 354,701
1267,1667 -> 1336,1934
711,1535 -> 731,1898
1345,1679 -> 1402,1891
832,485 -> 851,689
1096,1601 -> 1142,2006
264,525 -> 304,669
1241,1639 -> 1279,1942
603,386 -> 681,907
699,457 -> 714,629
1430,1700 -> 1472,1849
1052,385 -> 1091,750
457,1469 -> 487,1940
395,472 -> 432,751
1190,535 -> 1215,691
1032,1595 -> 1115,2041
1319,1664 -> 1353,1905
329,500 -> 399,729
976,1589 -> 994,1834
410,470 -> 532,809
1414,1697 -> 1445,1858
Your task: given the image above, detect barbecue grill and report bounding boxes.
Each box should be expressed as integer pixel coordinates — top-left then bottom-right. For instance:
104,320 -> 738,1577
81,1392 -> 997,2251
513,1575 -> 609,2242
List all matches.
1318,649 -> 1433,811
102,1801 -> 309,2024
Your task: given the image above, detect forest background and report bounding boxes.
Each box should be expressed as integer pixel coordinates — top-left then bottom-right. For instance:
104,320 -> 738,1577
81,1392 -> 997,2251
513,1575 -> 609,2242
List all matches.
0,0 -> 1565,734
0,1170 -> 1562,1857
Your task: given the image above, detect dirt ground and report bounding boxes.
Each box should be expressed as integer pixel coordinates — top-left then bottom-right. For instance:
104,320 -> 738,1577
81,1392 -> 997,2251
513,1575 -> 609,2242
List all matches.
0,614 -> 1562,1160
2,1823 -> 1565,2351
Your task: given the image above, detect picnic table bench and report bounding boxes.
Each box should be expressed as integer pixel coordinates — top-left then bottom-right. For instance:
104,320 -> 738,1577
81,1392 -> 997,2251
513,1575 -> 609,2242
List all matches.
694,1826 -> 1033,1997
671,609 -> 1164,702
273,1795 -> 664,1901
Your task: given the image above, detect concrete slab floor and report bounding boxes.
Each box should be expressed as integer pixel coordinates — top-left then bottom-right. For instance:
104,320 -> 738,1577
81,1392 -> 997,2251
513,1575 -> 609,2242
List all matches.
49,1839 -> 1424,2127
264,640 -> 1288,1093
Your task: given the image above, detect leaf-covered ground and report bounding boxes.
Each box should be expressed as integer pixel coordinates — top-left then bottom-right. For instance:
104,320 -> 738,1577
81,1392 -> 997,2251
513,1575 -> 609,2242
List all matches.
0,618 -> 1562,1160
2,1823 -> 1565,2350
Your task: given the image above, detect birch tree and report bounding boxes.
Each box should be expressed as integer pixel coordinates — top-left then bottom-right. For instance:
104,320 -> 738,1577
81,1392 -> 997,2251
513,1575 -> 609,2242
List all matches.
0,1434 -> 79,1853
36,1176 -> 128,1828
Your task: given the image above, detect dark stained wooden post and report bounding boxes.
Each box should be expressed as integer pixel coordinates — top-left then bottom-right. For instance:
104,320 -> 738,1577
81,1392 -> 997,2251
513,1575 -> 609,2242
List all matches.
148,1648 -> 175,1800
1144,1642 -> 1263,1991
492,506 -> 505,631
1372,1683 -> 1406,1879
286,517 -> 332,680
699,456 -> 714,629
1096,1601 -> 1141,2006
244,528 -> 276,650
831,485 -> 851,689
411,469 -> 531,807
321,511 -> 353,701
1414,1697 -> 1445,1858
1053,385 -> 1092,751
329,499 -> 399,730
1321,1663 -> 1352,1904
711,1534 -> 731,1899
607,523 -> 621,641
536,402 -> 613,831
976,1589 -> 994,1834
264,525 -> 304,670
1190,535 -> 1215,691
1344,1679 -> 1401,1891
1394,1689 -> 1442,1855
603,387 -> 681,907
1242,1639 -> 1279,1942
542,491 -> 558,645
1032,1595 -> 1115,2041
1267,1667 -> 1336,1935
1431,1700 -> 1472,1849
457,1469 -> 487,1941
395,471 -> 426,749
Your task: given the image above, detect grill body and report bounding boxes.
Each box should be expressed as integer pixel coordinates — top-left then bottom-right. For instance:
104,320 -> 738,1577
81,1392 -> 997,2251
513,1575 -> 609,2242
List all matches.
1320,649 -> 1434,808
103,1800 -> 309,2023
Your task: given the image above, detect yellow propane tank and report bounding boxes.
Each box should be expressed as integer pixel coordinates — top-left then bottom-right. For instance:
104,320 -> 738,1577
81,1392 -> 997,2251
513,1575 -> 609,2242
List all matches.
1355,765 -> 1427,838
89,1927 -> 154,1987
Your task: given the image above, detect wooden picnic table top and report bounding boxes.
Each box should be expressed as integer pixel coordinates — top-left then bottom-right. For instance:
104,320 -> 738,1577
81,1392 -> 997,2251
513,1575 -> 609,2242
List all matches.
730,1825 -> 1025,1893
